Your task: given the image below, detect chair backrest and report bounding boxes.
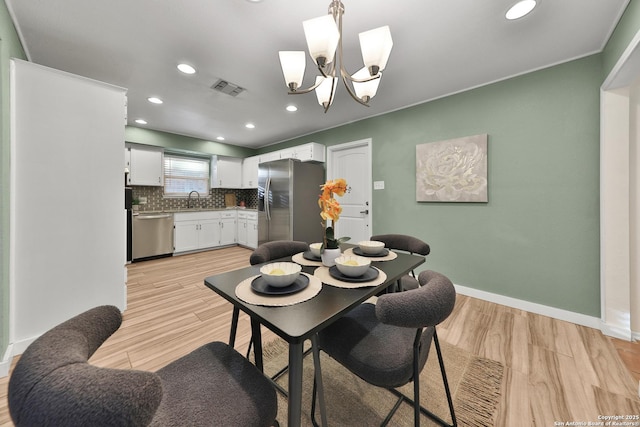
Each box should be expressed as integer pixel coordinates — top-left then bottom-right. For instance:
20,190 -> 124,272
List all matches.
249,240 -> 310,265
375,270 -> 455,329
369,234 -> 430,256
8,305 -> 163,427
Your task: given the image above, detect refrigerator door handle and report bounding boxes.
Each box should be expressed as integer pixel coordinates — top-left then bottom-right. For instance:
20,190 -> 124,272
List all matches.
265,177 -> 271,221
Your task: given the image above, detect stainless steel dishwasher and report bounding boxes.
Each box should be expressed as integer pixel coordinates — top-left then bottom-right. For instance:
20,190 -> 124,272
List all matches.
132,213 -> 174,260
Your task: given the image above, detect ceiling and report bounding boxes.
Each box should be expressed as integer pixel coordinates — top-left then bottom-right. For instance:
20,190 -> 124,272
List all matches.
5,0 -> 630,149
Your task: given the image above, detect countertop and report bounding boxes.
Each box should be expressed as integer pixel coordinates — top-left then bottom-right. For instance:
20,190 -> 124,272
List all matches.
133,207 -> 257,215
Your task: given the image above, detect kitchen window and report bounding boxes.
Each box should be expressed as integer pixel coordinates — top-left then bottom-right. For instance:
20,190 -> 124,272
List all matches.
164,154 -> 210,197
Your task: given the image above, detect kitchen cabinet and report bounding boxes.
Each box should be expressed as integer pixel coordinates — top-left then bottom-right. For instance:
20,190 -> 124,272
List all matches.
127,144 -> 164,186
242,155 -> 259,188
174,210 -> 237,253
174,211 -> 221,253
292,142 -> 325,162
211,155 -> 242,188
237,211 -> 258,248
255,142 -> 325,167
258,151 -> 281,164
219,211 -> 237,246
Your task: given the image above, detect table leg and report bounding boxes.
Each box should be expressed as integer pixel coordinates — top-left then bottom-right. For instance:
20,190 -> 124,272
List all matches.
288,341 -> 304,427
311,334 -> 327,427
229,307 -> 240,347
250,318 -> 263,372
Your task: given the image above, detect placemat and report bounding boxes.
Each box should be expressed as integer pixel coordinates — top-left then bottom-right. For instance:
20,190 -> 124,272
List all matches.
314,266 -> 387,289
292,252 -> 323,267
343,247 -> 398,261
235,273 -> 322,306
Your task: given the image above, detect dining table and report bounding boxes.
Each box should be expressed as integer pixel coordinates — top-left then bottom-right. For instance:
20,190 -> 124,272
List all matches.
203,246 -> 426,427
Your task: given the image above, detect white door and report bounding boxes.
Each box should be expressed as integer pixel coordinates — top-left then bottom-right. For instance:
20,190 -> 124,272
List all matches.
327,139 -> 372,244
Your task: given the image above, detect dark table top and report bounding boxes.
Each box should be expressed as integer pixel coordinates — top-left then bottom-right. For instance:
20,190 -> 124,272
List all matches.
203,250 -> 425,344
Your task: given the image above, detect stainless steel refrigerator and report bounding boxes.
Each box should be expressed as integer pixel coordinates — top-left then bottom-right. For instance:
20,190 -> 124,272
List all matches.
258,158 -> 325,246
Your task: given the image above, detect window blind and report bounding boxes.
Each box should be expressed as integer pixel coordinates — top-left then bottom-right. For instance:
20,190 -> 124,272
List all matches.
164,154 -> 210,196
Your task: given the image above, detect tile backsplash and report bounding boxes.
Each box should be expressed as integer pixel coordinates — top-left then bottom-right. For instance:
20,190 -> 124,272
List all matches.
131,186 -> 258,212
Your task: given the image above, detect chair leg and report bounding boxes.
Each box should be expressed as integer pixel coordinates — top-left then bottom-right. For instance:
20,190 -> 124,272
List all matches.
433,330 -> 457,427
385,329 -> 456,427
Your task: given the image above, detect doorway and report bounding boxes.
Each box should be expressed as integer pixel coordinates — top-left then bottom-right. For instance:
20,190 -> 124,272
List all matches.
601,31 -> 640,340
326,139 -> 372,245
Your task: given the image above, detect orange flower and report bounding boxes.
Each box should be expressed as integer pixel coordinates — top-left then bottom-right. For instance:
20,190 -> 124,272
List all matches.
319,178 -> 350,250
319,178 -> 347,223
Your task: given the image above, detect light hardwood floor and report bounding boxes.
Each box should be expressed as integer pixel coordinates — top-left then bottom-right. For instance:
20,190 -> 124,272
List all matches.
1,246 -> 638,426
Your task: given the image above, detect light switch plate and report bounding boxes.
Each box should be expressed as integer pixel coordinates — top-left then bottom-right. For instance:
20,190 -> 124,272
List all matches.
374,181 -> 385,190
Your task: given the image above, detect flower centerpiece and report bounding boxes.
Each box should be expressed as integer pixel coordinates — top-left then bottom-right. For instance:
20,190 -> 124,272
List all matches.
318,178 -> 350,265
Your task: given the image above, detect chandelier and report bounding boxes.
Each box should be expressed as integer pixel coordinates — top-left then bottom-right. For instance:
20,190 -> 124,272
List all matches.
278,1 -> 393,113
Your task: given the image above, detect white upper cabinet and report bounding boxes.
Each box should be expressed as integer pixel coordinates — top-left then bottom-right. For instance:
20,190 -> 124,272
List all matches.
258,151 -> 281,164
211,155 -> 242,188
127,144 -> 164,186
242,155 -> 259,188
293,142 -> 325,162
256,142 -> 325,166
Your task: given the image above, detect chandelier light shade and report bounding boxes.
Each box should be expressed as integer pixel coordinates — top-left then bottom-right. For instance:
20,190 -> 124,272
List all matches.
359,26 -> 393,75
303,15 -> 340,67
279,0 -> 393,113
314,76 -> 338,108
279,51 -> 306,91
352,67 -> 380,102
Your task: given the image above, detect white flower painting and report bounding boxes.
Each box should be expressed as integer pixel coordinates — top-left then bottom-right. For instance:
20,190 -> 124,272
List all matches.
416,134 -> 488,202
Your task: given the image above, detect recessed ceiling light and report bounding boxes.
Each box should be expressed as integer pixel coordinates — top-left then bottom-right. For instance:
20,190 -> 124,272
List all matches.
134,119 -> 148,125
177,63 -> 196,74
286,105 -> 298,112
246,0 -> 263,3
505,0 -> 537,20
216,136 -> 225,141
245,123 -> 255,129
147,97 -> 163,104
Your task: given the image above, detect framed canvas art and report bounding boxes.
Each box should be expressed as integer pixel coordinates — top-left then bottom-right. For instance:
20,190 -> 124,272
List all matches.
416,134 -> 488,202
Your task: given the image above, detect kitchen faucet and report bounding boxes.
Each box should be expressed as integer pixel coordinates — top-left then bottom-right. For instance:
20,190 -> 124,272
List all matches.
187,190 -> 201,209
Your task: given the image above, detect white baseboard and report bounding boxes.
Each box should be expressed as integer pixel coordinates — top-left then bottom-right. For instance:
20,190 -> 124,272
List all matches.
1,344 -> 14,377
454,283 -> 604,331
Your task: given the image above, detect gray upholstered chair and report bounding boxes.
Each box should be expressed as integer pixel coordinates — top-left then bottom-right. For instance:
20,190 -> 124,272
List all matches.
311,270 -> 457,427
249,240 -> 310,265
369,234 -> 431,291
8,305 -> 278,427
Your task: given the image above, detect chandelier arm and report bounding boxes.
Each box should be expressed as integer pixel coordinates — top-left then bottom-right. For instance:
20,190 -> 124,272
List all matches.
287,77 -> 325,95
343,72 -> 382,84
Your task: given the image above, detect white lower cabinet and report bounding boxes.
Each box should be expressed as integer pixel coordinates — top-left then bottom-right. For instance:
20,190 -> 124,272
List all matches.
219,211 -> 237,246
174,211 -> 222,253
238,211 -> 258,249
174,210 -> 255,253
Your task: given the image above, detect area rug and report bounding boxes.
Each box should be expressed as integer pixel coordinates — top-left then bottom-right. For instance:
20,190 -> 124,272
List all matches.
260,337 -> 504,426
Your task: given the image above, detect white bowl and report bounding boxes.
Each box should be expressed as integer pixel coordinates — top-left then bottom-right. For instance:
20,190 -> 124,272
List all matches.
260,262 -> 302,287
309,242 -> 323,258
334,255 -> 371,277
358,240 -> 386,255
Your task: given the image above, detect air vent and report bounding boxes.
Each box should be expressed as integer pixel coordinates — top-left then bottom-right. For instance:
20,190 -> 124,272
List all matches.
211,79 -> 245,97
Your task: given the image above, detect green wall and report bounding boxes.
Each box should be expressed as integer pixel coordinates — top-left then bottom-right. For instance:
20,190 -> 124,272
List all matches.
263,55 -> 603,317
125,126 -> 256,158
604,0 -> 640,78
1,0 -> 27,361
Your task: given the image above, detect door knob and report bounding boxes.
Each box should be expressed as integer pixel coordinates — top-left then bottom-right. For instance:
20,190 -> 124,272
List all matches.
360,209 -> 369,215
